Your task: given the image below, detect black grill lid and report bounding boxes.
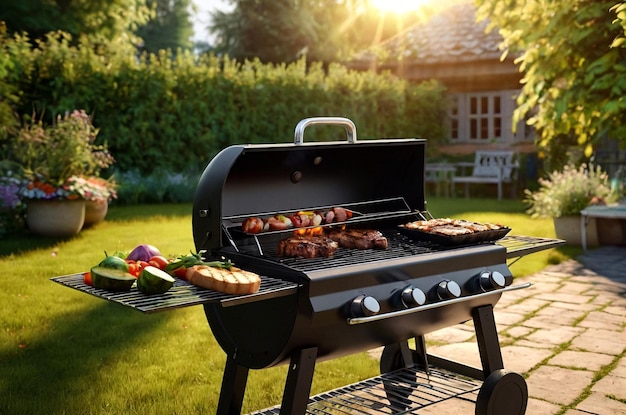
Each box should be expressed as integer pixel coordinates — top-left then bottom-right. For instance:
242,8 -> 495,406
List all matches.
193,118 -> 427,252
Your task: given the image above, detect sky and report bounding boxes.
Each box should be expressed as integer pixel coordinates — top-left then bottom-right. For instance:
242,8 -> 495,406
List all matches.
191,0 -> 232,42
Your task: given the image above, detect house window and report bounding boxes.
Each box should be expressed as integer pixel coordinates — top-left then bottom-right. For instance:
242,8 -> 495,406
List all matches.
449,90 -> 530,144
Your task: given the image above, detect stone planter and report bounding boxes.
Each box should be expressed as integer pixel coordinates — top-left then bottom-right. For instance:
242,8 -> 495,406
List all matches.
26,199 -> 86,237
83,198 -> 108,228
553,215 -> 598,247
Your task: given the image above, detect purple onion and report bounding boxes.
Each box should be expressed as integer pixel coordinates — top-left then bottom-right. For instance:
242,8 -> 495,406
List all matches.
127,244 -> 161,262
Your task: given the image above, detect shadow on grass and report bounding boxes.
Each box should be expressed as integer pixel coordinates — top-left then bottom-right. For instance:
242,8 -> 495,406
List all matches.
105,203 -> 192,222
0,203 -> 193,258
0,301 -> 170,415
0,231 -> 76,257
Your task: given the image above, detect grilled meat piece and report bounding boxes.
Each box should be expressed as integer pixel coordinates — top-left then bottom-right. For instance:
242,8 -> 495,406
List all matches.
326,228 -> 388,250
277,235 -> 339,258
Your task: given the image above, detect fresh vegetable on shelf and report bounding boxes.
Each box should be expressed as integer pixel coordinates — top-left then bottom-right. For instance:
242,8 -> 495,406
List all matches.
148,255 -> 169,270
83,271 -> 93,286
164,250 -> 233,280
137,266 -> 175,295
98,254 -> 130,272
127,244 -> 162,262
90,267 -> 136,292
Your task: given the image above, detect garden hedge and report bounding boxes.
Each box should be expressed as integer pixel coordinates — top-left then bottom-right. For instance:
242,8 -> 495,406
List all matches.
0,26 -> 449,176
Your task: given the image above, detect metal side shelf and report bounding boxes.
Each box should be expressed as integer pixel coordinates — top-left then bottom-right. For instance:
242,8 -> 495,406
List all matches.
249,365 -> 482,415
51,273 -> 298,313
497,235 -> 564,261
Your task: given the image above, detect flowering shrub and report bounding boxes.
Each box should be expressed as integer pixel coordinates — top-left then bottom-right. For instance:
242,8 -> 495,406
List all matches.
0,171 -> 26,236
6,109 -> 116,203
524,163 -> 617,218
18,175 -> 117,202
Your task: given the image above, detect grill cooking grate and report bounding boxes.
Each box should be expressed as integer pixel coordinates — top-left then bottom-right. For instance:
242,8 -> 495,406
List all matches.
51,273 -> 298,313
266,231 -> 435,272
249,366 -> 482,414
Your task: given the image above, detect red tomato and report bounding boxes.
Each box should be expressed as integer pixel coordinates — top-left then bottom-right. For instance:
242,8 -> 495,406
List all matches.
148,255 -> 169,270
173,267 -> 187,280
83,272 -> 93,286
127,263 -> 141,277
138,260 -> 150,270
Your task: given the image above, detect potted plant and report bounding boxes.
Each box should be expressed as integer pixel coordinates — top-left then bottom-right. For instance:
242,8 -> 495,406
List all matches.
8,110 -> 116,236
524,163 -> 617,246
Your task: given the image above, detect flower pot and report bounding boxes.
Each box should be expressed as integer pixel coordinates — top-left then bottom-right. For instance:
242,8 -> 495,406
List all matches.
83,198 -> 108,228
553,215 -> 598,247
26,199 -> 85,237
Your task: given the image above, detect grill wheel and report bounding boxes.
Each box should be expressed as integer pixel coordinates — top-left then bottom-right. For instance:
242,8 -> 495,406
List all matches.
476,369 -> 528,415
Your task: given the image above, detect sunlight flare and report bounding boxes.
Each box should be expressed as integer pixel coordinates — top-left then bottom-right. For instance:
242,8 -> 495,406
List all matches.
370,0 -> 430,13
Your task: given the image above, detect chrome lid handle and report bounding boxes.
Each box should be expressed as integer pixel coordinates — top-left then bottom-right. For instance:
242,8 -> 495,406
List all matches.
294,117 -> 357,145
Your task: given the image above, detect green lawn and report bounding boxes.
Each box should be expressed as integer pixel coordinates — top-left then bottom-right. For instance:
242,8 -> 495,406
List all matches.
0,199 -> 576,414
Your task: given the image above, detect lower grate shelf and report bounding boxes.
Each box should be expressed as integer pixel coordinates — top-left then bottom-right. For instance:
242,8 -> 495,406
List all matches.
249,366 -> 482,415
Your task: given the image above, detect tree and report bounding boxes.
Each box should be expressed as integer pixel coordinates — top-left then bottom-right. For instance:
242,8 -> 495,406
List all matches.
208,0 -> 423,64
209,0 -> 318,63
136,0 -> 194,53
476,0 -> 626,160
0,0 -> 151,47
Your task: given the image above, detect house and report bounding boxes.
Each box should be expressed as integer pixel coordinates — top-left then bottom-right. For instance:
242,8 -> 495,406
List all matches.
348,1 -> 536,157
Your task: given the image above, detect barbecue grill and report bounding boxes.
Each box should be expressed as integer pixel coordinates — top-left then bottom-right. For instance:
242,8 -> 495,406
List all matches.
53,117 -> 563,415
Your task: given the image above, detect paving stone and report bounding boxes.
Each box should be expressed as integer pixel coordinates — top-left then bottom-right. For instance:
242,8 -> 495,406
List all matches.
535,291 -> 597,305
523,315 -> 572,330
526,366 -> 594,406
548,350 -> 614,372
529,282 -> 563,295
558,281 -> 596,294
604,305 -> 626,317
577,310 -> 626,330
428,342 -> 482,369
493,310 -> 527,326
504,325 -> 534,339
515,339 -> 559,350
610,357 -> 626,378
563,410 -> 597,415
592,374 -> 626,401
526,398 -> 564,415
427,326 -> 475,344
525,326 -> 585,346
501,298 -> 550,315
500,345 -> 553,374
418,396 -> 477,414
535,305 -> 588,326
576,391 -> 626,415
570,328 -> 626,355
552,300 -> 598,313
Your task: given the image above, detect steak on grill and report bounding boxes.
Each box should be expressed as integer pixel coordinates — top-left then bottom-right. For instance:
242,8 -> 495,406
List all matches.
277,235 -> 339,258
326,228 -> 388,250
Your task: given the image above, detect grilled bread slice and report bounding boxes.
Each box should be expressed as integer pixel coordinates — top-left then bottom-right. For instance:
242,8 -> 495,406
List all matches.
186,265 -> 261,295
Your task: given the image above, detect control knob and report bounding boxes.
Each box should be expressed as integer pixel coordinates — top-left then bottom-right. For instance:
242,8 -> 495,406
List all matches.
351,295 -> 380,317
479,270 -> 506,292
401,286 -> 427,308
436,280 -> 461,300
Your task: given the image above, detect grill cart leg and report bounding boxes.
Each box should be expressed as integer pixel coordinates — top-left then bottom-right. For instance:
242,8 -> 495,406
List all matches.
472,304 -> 528,415
280,347 -> 318,415
217,356 -> 249,415
473,305 -> 504,378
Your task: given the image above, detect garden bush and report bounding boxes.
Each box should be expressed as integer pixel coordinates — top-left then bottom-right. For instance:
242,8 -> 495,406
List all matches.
0,27 -> 449,178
